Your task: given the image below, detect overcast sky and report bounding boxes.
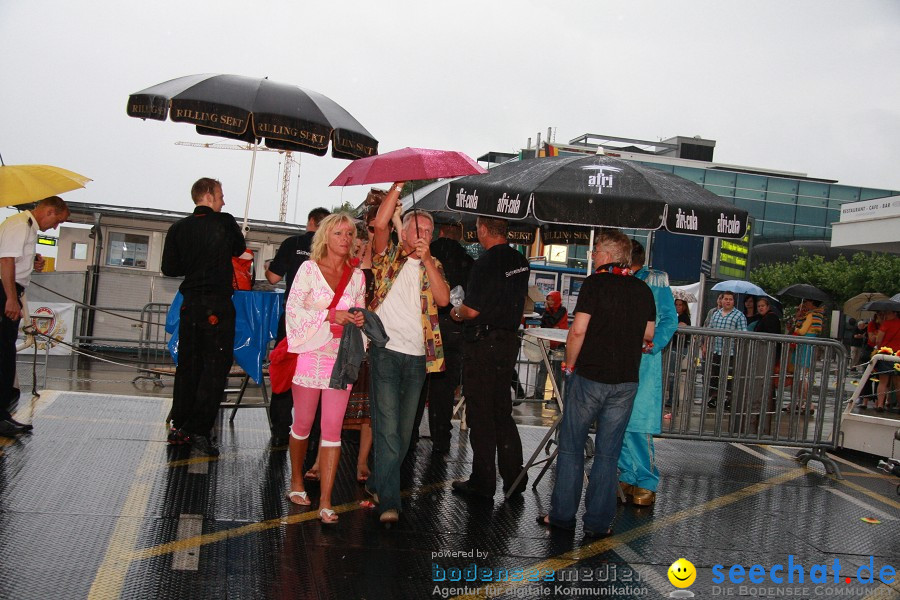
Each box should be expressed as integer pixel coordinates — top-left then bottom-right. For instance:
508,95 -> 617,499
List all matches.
2,0 -> 899,228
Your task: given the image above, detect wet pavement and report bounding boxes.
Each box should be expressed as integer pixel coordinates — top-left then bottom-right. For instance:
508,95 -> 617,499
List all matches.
1,375 -> 898,599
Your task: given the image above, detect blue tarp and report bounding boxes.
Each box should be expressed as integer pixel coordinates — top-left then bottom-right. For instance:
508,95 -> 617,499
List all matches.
166,290 -> 283,383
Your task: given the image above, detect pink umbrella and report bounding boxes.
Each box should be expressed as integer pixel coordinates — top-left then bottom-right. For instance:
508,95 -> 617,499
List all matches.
329,147 -> 486,186
331,147 -> 487,240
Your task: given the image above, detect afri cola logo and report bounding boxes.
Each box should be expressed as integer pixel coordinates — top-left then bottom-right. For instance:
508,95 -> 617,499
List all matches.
673,208 -> 699,231
454,188 -> 479,209
495,193 -> 522,215
717,213 -> 742,235
581,165 -> 623,194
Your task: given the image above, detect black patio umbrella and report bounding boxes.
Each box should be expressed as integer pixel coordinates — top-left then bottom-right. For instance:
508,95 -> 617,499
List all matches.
444,155 -> 749,239
127,74 -> 378,159
777,283 -> 831,302
127,74 -> 378,231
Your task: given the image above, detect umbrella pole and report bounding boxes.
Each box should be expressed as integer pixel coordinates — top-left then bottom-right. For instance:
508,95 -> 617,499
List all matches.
586,228 -> 595,274
241,143 -> 258,234
411,187 -> 420,240
697,235 -> 711,317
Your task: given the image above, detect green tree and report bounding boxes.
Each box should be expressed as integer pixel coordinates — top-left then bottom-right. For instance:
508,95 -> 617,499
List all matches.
330,201 -> 358,216
749,251 -> 900,305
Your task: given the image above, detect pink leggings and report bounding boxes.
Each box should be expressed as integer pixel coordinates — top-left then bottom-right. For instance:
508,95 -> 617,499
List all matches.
290,384 -> 352,447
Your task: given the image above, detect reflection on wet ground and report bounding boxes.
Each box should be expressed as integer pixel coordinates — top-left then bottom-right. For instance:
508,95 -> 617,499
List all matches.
2,359 -> 898,599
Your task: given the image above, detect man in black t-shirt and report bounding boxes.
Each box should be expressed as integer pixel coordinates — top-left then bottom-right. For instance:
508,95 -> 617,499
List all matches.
264,207 -> 329,445
450,217 -> 529,499
161,178 -> 246,456
538,229 -> 655,537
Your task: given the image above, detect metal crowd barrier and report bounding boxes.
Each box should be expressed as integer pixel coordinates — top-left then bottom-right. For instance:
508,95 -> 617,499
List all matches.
132,302 -> 173,387
661,327 -> 848,477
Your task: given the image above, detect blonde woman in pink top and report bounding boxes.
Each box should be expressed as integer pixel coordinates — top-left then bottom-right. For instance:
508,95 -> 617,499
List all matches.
284,213 -> 365,524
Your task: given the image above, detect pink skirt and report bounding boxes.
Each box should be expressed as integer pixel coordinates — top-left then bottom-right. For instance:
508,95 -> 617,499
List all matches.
292,337 -> 342,390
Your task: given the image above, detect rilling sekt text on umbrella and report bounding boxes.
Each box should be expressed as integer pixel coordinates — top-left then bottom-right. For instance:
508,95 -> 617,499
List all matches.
335,137 -> 377,157
257,122 -> 326,145
717,213 -> 742,235
173,109 -> 246,130
454,188 -> 479,209
128,103 -> 166,118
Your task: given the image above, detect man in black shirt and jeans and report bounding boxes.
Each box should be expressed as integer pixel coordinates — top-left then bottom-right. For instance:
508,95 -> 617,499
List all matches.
265,207 -> 330,445
538,228 -> 655,537
161,178 -> 245,456
450,217 -> 529,499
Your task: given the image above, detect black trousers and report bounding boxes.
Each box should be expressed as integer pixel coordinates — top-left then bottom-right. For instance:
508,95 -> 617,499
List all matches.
171,293 -> 235,436
427,315 -> 463,451
0,284 -> 24,421
462,329 -> 523,493
710,353 -> 734,399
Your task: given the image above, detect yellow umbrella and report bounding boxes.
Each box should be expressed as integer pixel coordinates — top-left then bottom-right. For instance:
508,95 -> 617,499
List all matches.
0,161 -> 91,207
843,292 -> 889,320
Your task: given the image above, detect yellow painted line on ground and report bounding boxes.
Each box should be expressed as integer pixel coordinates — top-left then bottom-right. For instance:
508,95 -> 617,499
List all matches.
88,403 -> 169,600
453,467 -> 809,600
763,445 -> 900,510
834,477 -> 900,511
129,479 -> 453,562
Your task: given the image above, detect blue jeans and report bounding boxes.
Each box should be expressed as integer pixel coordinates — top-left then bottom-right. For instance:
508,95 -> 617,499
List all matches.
369,346 -> 427,513
550,374 -> 638,533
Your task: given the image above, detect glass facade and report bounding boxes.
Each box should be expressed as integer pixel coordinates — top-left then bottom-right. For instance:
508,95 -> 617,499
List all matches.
634,161 -> 898,245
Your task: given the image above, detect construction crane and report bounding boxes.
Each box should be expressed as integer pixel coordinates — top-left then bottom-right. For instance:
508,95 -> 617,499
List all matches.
175,141 -> 300,223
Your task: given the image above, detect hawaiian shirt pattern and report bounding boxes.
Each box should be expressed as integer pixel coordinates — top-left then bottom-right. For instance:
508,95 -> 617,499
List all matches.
370,238 -> 446,373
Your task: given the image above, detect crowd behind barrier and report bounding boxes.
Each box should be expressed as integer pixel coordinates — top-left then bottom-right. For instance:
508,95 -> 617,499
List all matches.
659,326 -> 848,475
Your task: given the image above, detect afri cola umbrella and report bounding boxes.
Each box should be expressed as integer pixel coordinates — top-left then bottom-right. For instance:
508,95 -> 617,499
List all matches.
445,154 -> 749,239
127,74 -> 378,230
396,177 -> 536,245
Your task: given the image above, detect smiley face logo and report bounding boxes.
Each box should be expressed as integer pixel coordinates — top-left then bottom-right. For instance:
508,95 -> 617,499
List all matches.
668,558 -> 696,588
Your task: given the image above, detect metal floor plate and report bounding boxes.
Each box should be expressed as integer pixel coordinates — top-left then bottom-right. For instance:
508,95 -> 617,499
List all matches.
0,391 -> 897,599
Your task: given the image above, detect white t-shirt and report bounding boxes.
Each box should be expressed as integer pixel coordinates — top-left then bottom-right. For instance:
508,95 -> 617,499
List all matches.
0,210 -> 38,286
375,257 -> 425,356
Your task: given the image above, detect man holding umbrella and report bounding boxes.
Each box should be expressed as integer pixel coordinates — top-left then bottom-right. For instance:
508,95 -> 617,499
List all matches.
367,182 -> 450,524
161,178 -> 245,455
0,196 -> 69,436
